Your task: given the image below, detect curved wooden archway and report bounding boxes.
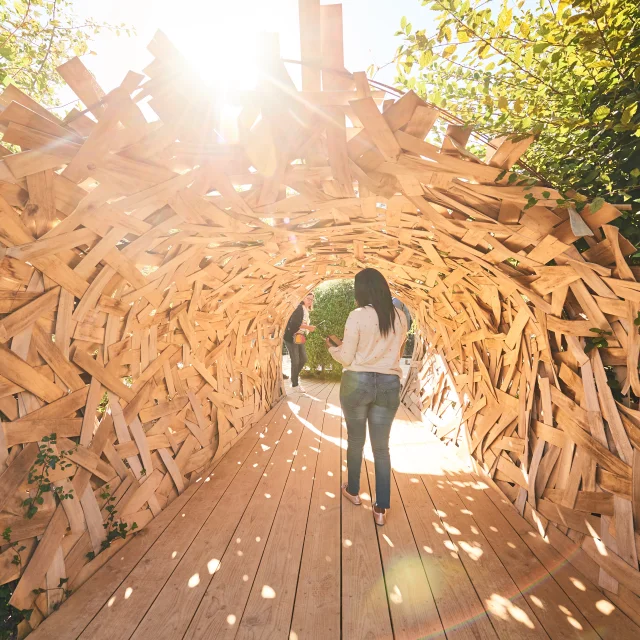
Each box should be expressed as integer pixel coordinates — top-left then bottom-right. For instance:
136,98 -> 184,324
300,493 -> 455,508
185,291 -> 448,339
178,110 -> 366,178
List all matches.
0,2 -> 639,632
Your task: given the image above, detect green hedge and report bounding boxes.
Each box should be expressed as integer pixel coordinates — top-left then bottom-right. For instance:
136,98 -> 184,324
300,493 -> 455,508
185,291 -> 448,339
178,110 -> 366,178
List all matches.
305,279 -> 356,379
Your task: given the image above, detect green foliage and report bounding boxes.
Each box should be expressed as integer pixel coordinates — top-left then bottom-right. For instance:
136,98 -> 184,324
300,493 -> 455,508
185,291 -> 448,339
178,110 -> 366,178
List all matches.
395,0 -> 640,254
0,580 -> 26,640
584,327 -> 612,352
99,485 -> 138,554
31,577 -> 72,611
24,434 -> 76,519
305,279 -> 356,379
2,528 -> 26,573
0,0 -> 132,106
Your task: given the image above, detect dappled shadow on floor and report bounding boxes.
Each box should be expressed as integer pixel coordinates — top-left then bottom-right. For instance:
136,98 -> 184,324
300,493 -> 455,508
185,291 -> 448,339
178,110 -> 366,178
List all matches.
37,383 -> 638,640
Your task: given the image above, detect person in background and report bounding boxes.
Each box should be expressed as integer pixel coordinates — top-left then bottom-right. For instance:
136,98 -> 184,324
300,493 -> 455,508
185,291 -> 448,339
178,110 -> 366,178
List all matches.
283,293 -> 315,393
392,297 -> 412,330
326,269 -> 407,526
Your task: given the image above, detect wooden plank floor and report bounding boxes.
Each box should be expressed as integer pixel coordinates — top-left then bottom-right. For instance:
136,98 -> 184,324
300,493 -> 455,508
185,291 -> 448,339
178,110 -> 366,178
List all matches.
31,382 -> 640,640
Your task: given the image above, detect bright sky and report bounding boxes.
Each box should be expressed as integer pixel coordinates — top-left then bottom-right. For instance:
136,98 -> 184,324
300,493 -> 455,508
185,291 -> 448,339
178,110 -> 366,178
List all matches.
59,0 -> 433,104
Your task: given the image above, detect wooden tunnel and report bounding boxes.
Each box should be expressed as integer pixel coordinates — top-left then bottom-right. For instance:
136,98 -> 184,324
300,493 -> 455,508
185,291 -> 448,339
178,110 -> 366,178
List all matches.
0,0 -> 640,633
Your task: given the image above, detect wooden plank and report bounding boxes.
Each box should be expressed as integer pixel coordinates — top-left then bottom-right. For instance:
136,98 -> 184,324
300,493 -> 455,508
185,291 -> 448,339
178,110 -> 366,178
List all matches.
0,343 -> 64,403
423,470 -> 546,639
126,390 -> 323,640
454,472 -> 597,639
72,349 -> 135,403
290,384 -> 342,640
183,391 -> 323,639
27,480 -> 205,640
394,460 -> 498,639
350,97 -> 402,162
483,478 -> 640,638
236,384 -> 334,640
0,287 -> 59,343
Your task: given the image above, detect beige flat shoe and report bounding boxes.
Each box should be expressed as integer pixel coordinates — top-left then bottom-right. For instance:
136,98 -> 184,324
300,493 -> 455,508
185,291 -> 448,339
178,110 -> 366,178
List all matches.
341,483 -> 361,506
373,505 -> 386,526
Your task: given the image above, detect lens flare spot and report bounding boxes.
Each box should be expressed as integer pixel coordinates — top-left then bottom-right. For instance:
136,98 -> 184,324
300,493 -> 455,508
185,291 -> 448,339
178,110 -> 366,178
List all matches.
188,574 -> 200,588
227,614 -> 236,625
124,587 -> 133,600
208,559 -> 221,574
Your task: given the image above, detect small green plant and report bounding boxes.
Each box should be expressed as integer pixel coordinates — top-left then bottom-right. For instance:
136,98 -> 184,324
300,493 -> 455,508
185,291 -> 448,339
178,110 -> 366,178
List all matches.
2,528 -> 26,572
584,328 -> 613,353
31,577 -> 72,612
23,434 -> 76,519
635,312 -> 640,334
89,486 -> 139,557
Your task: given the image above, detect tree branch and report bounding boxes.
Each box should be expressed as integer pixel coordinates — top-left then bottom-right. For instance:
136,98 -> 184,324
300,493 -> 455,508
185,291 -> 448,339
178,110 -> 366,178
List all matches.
30,0 -> 58,93
429,0 -> 567,98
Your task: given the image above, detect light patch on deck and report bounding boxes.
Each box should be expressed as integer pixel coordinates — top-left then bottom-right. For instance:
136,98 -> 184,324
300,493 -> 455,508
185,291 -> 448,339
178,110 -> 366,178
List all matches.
389,585 -> 403,604
261,585 -> 276,599
485,594 -> 535,628
596,600 -> 615,615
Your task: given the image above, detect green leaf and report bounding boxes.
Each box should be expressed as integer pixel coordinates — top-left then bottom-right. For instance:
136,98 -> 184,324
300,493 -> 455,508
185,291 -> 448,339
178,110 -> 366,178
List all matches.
593,105 -> 611,121
590,197 -> 605,213
401,16 -> 407,30
621,103 -> 638,125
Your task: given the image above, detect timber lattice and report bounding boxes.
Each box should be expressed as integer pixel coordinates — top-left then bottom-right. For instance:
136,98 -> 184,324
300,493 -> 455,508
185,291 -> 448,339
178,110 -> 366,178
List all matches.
0,0 -> 639,633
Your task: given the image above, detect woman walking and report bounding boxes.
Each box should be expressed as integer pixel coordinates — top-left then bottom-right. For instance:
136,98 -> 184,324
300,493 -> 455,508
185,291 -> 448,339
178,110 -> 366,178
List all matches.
283,293 -> 316,393
326,269 -> 407,526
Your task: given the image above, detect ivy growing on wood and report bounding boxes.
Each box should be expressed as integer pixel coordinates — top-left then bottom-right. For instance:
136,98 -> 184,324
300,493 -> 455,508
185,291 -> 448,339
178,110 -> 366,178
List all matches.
23,434 -> 76,519
31,577 -> 72,612
85,485 -> 138,561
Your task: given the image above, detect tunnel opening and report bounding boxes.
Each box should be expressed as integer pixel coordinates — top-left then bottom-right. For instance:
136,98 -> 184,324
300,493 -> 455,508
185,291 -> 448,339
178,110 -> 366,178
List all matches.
278,277 -> 419,393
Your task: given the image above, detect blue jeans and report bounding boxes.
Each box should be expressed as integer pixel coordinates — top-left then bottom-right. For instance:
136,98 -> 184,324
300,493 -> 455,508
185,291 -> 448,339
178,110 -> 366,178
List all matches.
285,341 -> 307,387
340,371 -> 401,510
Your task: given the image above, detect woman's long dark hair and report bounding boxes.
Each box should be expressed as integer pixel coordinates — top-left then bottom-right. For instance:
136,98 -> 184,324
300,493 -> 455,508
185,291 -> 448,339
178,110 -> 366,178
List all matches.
354,268 -> 397,337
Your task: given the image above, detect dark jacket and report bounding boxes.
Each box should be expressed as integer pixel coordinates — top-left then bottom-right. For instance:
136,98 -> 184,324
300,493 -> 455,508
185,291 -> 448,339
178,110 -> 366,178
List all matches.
284,304 -> 304,343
